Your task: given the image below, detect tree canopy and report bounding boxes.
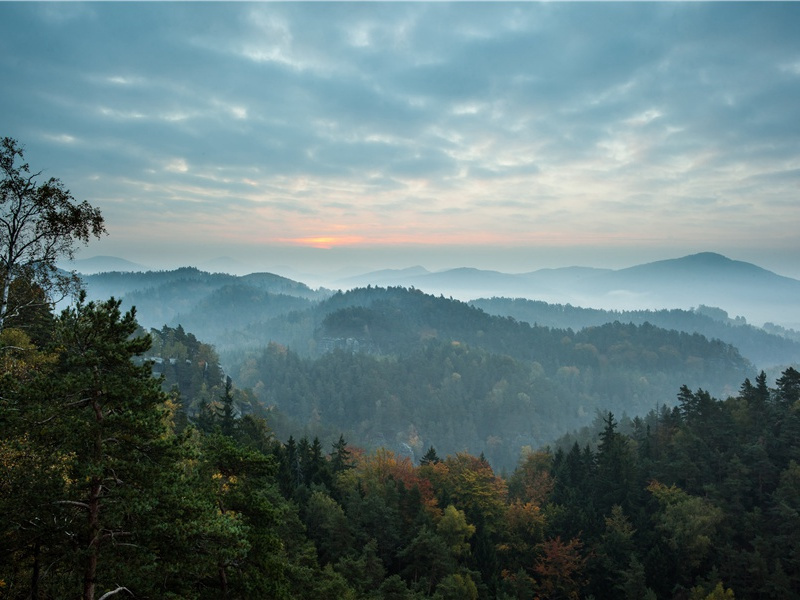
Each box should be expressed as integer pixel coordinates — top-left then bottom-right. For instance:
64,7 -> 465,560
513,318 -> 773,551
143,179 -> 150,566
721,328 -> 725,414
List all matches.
0,137 -> 105,331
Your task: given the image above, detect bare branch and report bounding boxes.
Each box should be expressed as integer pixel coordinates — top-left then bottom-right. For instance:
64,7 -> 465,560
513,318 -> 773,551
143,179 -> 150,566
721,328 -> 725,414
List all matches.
54,500 -> 90,510
33,414 -> 57,426
63,396 -> 93,408
98,586 -> 134,600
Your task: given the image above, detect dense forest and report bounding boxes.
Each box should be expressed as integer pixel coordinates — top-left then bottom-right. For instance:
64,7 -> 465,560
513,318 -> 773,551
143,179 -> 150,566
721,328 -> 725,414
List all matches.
471,297 -> 800,369
79,278 -> 779,469
223,286 -> 751,469
80,267 -> 800,370
3,293 -> 800,599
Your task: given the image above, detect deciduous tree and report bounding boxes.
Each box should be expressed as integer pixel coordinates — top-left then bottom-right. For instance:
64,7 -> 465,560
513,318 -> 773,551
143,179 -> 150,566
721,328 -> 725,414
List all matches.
0,137 -> 105,331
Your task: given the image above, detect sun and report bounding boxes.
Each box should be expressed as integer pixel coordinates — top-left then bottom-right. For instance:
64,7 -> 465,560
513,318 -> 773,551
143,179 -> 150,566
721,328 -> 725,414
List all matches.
284,236 -> 365,249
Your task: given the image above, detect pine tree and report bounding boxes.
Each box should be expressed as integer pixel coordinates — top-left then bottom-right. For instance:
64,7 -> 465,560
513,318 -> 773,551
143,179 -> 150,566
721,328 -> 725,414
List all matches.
6,295 -> 209,599
420,445 -> 441,465
218,375 -> 236,437
330,434 -> 353,474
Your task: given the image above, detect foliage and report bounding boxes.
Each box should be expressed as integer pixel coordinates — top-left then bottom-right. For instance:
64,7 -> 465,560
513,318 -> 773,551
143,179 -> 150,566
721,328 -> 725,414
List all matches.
471,296 -> 800,369
0,137 -> 105,331
6,261 -> 800,598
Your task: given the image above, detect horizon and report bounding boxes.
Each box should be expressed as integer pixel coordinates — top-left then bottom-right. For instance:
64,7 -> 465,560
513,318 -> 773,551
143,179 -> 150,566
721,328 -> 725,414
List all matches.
67,249 -> 800,284
69,249 -> 800,332
4,3 -> 800,279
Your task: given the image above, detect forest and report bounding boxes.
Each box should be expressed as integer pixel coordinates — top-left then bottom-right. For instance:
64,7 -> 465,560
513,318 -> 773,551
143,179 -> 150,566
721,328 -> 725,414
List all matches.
3,136 -> 800,599
3,294 -> 800,599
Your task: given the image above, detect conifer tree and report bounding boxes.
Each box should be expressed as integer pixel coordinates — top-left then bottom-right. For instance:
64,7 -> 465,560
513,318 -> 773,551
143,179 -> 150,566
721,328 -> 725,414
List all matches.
48,296 -> 179,599
4,295 -> 207,599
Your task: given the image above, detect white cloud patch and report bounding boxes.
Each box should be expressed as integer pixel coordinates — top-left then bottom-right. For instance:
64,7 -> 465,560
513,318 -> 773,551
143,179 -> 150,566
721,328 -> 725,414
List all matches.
780,60 -> 800,75
43,133 -> 78,145
165,158 -> 189,174
106,75 -> 146,86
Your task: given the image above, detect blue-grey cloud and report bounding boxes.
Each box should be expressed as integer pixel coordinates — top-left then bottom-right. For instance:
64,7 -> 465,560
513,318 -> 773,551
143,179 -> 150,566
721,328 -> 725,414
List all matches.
1,2 -> 798,276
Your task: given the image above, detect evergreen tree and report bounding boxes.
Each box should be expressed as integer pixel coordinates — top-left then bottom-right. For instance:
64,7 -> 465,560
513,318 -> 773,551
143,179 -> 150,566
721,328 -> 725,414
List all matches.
330,434 -> 353,474
420,445 -> 441,465
218,375 -> 236,437
2,295 -> 203,599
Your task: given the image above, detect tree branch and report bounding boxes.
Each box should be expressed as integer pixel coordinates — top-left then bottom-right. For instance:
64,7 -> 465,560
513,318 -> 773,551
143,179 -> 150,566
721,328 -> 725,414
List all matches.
98,586 -> 134,600
54,500 -> 90,510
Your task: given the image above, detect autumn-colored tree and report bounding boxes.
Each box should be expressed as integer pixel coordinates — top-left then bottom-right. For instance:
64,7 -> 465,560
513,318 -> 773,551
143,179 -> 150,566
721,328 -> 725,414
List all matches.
499,500 -> 547,576
533,536 -> 587,600
344,447 -> 438,516
436,453 -> 507,530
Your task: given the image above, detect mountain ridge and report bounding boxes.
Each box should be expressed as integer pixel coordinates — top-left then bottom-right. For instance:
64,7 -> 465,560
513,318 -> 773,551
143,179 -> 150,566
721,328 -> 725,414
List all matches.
341,252 -> 800,328
76,252 -> 800,329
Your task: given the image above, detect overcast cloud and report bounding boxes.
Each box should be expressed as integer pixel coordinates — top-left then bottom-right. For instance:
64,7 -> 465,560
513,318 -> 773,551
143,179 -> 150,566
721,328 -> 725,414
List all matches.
1,2 -> 799,277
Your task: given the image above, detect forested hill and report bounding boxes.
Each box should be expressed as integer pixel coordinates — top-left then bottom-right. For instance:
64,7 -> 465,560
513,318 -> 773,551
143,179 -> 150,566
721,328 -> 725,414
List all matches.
77,271 -> 770,468
78,266 -> 799,372
341,252 -> 800,328
6,292 -> 800,598
229,286 -> 753,469
80,267 -> 328,332
471,297 -> 800,369
313,287 -> 747,378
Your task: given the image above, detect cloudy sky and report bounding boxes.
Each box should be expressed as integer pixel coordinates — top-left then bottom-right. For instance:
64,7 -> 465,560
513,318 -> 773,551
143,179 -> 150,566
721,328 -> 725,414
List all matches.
2,2 -> 799,278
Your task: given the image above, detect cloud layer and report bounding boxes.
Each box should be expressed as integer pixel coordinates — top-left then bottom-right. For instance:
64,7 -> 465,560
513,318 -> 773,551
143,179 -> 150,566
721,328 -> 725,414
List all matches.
1,3 -> 799,274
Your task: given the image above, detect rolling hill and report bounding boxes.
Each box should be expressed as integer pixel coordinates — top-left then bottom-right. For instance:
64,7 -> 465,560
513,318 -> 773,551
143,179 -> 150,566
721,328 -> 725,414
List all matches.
340,253 -> 800,328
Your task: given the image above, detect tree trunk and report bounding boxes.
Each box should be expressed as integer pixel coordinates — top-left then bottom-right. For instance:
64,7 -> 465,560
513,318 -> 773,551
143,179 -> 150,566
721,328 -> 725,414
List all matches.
83,476 -> 102,600
31,539 -> 40,600
218,563 -> 229,599
84,387 -> 104,600
0,273 -> 10,331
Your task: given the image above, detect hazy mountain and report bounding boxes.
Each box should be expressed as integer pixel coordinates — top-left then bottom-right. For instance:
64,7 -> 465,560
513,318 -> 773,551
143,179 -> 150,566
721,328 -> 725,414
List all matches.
576,253 -> 800,320
335,265 -> 431,287
73,264 -> 787,468
230,285 -> 753,468
199,256 -> 254,275
471,297 -> 800,370
80,267 -> 329,332
341,253 -> 800,328
64,255 -> 148,274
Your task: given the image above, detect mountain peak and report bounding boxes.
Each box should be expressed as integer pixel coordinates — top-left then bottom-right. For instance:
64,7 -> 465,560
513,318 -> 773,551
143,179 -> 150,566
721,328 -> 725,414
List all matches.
64,255 -> 148,274
680,252 -> 730,263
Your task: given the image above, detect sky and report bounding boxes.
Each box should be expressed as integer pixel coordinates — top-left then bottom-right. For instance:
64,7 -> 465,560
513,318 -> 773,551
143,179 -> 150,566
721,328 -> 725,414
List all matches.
1,2 -> 799,280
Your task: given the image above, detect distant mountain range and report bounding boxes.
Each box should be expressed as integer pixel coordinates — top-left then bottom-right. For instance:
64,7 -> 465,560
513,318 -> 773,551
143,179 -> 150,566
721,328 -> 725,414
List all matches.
79,267 -> 327,334
74,252 -> 800,330
338,253 -> 800,328
63,255 -> 148,274
63,255 -> 258,276
70,254 -> 800,469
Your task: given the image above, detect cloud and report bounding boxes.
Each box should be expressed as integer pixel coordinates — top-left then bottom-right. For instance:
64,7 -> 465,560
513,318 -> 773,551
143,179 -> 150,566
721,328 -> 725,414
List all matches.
0,2 -> 798,274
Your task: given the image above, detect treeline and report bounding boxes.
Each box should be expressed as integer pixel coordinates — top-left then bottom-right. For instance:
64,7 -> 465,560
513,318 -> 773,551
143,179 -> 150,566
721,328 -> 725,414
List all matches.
3,296 -> 800,598
81,267 -> 326,341
259,368 -> 800,600
79,269 -> 800,373
228,287 -> 751,470
471,297 -> 800,368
